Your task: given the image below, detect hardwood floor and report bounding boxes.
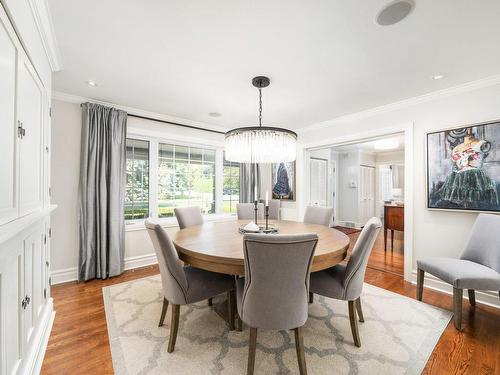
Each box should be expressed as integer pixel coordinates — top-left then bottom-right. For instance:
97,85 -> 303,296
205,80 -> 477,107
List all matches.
348,230 -> 405,276
41,262 -> 499,374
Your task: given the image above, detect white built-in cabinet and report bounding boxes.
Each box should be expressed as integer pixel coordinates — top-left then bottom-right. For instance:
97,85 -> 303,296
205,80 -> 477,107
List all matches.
0,4 -> 54,375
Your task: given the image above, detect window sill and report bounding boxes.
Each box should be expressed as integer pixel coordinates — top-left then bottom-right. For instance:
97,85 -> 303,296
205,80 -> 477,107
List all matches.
124,213 -> 238,232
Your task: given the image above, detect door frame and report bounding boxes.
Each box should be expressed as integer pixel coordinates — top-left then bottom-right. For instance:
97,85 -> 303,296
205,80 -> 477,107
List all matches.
299,122 -> 414,282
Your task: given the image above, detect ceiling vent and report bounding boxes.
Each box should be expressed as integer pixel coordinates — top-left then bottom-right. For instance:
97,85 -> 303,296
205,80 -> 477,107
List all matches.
376,0 -> 415,26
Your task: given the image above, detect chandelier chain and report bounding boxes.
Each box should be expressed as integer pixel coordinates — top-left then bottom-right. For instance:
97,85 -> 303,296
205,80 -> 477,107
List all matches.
259,88 -> 263,127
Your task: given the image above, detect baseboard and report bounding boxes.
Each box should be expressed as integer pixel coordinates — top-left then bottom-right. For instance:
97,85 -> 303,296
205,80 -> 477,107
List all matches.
410,269 -> 499,309
50,253 -> 159,285
335,220 -> 363,229
123,253 -> 158,271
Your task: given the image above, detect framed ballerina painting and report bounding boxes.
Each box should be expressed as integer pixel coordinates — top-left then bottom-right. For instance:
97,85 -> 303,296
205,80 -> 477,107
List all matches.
426,120 -> 500,212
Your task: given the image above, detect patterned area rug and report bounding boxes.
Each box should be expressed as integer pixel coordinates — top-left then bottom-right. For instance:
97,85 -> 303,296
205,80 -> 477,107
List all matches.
103,276 -> 451,375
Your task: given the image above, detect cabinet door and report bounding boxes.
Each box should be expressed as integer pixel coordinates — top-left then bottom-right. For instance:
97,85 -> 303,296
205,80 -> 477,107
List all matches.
0,13 -> 18,225
22,230 -> 40,351
18,58 -> 43,217
0,246 -> 23,375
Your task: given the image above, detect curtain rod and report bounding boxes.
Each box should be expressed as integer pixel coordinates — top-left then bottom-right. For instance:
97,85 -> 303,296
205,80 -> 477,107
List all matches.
128,113 -> 226,135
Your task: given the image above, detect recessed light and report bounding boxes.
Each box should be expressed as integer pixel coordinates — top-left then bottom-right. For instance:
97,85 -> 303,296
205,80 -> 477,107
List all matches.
208,112 -> 221,117
374,138 -> 399,150
432,74 -> 445,80
86,80 -> 98,87
376,0 -> 415,26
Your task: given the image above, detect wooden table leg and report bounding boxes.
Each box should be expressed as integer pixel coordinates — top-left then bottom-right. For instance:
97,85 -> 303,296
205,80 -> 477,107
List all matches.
384,228 -> 387,251
391,230 -> 394,252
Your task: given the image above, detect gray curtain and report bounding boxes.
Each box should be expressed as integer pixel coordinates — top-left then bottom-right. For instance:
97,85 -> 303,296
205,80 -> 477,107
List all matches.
78,103 -> 127,281
240,163 -> 261,203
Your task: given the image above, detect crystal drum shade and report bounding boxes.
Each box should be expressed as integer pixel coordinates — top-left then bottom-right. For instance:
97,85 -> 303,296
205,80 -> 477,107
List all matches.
224,126 -> 297,163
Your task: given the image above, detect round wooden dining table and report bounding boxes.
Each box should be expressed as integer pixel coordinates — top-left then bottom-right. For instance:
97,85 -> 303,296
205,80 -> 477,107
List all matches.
172,219 -> 350,275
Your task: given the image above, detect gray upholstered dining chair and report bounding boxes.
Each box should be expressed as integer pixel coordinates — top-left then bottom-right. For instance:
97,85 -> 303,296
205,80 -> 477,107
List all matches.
174,206 -> 203,229
303,205 -> 334,227
267,199 -> 281,220
236,203 -> 265,220
236,233 -> 318,375
417,213 -> 500,330
309,217 -> 382,347
145,219 -> 236,352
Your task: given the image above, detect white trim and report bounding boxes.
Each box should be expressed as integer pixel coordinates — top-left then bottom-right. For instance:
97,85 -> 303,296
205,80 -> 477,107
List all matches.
410,270 -> 499,309
123,253 -> 158,271
50,254 -> 158,285
52,91 -> 228,134
26,0 -> 62,71
299,122 -> 414,282
297,74 -> 500,134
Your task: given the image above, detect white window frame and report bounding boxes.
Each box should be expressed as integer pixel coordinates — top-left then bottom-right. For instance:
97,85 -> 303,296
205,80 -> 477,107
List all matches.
124,132 -> 236,231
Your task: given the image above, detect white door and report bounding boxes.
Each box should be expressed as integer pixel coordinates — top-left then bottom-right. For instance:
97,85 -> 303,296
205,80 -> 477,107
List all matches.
18,58 -> 43,217
359,166 -> 375,225
310,158 -> 328,206
0,15 -> 18,225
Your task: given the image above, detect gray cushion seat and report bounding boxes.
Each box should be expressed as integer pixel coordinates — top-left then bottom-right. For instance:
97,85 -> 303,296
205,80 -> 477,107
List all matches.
417,258 -> 500,290
236,233 -> 318,375
416,213 -> 500,331
184,265 -> 235,303
309,217 -> 382,347
145,219 -> 236,353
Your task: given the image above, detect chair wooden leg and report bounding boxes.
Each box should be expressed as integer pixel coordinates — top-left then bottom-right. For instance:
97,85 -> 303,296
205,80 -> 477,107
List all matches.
247,327 -> 258,375
355,297 -> 364,322
228,290 -> 235,330
236,315 -> 243,331
308,292 -> 314,304
294,326 -> 308,375
468,289 -> 476,306
416,269 -> 424,301
348,300 -> 361,347
453,288 -> 463,331
384,228 -> 387,251
208,298 -> 213,306
158,298 -> 169,327
167,304 -> 180,353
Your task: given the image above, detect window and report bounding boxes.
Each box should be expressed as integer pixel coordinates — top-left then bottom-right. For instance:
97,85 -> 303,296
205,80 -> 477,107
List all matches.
223,154 -> 240,213
158,143 -> 216,218
125,139 -> 150,220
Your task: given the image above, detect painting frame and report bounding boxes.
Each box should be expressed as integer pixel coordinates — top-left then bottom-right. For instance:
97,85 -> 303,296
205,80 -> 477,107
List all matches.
426,119 -> 500,214
271,161 -> 296,201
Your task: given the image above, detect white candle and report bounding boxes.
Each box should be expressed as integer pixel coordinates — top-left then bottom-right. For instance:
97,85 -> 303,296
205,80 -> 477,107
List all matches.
265,191 -> 269,206
254,184 -> 257,202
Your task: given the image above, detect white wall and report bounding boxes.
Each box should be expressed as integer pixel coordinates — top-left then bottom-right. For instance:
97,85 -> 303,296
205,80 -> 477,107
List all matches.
299,80 -> 500,307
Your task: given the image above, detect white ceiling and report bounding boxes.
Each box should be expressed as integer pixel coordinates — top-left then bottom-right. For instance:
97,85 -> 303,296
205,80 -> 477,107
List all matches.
48,0 -> 500,130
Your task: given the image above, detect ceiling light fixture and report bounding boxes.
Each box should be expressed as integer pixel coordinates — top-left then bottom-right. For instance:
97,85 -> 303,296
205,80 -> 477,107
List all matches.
376,0 -> 415,26
432,74 -> 445,80
374,138 -> 399,150
224,76 -> 297,163
86,80 -> 98,87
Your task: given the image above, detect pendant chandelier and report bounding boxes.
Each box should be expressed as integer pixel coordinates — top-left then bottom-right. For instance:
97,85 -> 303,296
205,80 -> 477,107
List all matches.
224,76 -> 297,163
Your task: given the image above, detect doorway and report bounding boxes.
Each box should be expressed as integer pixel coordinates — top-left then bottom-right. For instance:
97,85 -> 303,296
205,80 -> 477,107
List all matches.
304,131 -> 408,277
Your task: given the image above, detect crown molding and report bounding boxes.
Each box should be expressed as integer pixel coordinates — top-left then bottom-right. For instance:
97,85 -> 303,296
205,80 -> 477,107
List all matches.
297,74 -> 500,134
52,91 -> 229,134
27,0 -> 62,72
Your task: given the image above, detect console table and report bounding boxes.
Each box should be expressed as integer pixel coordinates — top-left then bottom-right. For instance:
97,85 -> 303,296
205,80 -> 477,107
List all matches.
384,204 -> 404,251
